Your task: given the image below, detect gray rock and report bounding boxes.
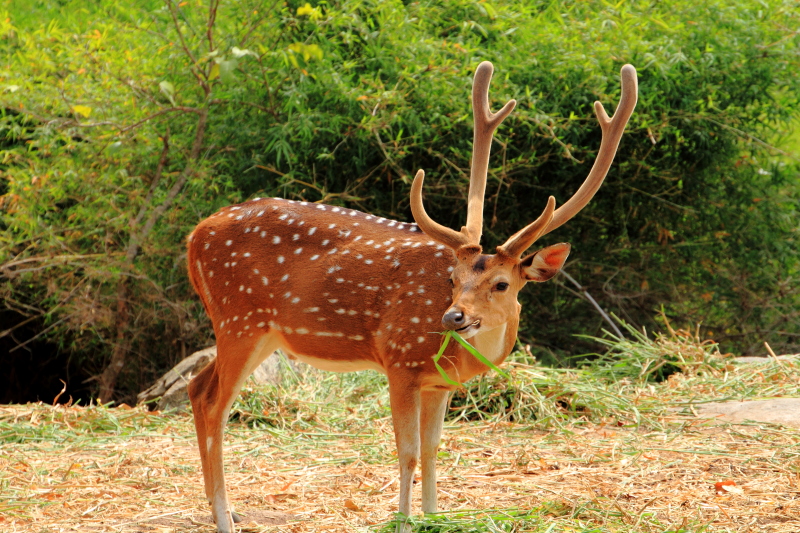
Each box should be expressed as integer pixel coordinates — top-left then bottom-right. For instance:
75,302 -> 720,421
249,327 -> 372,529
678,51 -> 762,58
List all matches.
137,347 -> 217,410
734,354 -> 799,364
694,398 -> 800,428
138,347 -> 297,411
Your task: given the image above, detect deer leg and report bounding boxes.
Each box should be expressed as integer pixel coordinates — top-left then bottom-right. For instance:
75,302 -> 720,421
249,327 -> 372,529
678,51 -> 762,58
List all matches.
188,334 -> 279,533
419,389 -> 449,514
387,375 -> 421,529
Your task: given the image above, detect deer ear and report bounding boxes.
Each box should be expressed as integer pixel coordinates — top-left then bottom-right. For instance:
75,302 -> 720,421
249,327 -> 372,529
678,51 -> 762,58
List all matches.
520,243 -> 571,283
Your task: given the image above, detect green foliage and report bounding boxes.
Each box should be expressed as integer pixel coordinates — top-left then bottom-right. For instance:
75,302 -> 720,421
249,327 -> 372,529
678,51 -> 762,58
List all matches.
580,314 -> 731,383
1,0 -> 799,401
447,334 -> 799,429
380,507 -> 575,533
228,329 -> 800,436
229,354 -> 391,431
0,401 -> 172,444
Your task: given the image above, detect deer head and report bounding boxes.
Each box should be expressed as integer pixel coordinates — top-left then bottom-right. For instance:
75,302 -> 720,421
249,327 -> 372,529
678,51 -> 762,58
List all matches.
411,62 -> 638,339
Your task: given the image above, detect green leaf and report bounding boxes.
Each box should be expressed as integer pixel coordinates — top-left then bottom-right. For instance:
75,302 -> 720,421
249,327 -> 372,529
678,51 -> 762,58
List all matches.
450,331 -> 510,379
218,59 -> 237,83
432,331 -> 510,387
288,42 -> 323,63
158,81 -> 176,106
432,332 -> 462,387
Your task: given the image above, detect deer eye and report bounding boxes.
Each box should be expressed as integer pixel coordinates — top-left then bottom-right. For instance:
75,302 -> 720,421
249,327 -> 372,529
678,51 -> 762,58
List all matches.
448,278 -> 455,288
494,282 -> 509,292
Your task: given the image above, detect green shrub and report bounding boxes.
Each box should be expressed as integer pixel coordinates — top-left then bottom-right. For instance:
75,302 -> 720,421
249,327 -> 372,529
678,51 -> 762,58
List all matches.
1,0 -> 798,401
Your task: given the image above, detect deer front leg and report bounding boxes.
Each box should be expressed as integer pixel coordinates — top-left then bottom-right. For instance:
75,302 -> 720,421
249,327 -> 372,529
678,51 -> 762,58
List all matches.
387,374 -> 421,529
419,389 -> 449,514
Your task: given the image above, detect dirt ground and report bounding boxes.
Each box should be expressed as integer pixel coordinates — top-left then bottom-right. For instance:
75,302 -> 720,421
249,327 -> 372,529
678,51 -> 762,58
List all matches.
1,402 -> 799,532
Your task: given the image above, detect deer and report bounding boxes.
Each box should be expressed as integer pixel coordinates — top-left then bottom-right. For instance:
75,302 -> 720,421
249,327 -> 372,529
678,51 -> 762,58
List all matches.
186,61 -> 637,532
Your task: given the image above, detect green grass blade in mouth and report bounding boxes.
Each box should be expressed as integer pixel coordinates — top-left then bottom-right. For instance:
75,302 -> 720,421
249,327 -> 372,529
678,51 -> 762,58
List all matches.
433,331 -> 463,387
450,330 -> 510,379
432,330 -> 510,386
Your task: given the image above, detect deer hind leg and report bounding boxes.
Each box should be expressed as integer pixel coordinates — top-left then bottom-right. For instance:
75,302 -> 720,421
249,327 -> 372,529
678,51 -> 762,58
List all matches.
188,332 -> 281,533
419,389 -> 449,514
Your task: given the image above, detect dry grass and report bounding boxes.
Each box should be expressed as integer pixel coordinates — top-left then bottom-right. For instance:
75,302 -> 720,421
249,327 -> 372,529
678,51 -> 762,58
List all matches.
1,344 -> 799,532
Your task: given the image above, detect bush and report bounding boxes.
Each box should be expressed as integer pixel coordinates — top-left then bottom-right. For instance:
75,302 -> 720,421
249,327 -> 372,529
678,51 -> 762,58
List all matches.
1,0 -> 798,402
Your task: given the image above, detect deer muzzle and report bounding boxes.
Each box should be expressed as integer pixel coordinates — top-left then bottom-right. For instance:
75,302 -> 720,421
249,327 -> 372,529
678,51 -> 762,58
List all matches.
442,307 -> 481,335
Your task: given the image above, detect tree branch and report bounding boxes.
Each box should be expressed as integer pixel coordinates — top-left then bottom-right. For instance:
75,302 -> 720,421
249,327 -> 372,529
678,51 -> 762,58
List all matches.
559,269 -> 625,339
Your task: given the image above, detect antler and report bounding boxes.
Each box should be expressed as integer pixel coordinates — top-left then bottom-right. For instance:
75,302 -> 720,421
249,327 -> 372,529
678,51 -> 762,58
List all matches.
495,195 -> 556,258
497,64 -> 638,258
411,61 -> 516,251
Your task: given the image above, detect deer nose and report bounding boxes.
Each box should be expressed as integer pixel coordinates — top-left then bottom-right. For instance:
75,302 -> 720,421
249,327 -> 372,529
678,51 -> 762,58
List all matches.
442,309 -> 466,331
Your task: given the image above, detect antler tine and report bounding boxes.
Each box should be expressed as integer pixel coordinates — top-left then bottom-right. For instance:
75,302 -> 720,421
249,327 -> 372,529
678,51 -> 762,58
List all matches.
496,196 -> 556,258
465,61 -> 516,243
538,64 -> 638,238
410,62 -> 515,252
410,170 -> 472,249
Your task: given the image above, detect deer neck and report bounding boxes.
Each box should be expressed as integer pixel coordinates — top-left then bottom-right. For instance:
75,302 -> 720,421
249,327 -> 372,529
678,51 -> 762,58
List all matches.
471,322 -> 512,366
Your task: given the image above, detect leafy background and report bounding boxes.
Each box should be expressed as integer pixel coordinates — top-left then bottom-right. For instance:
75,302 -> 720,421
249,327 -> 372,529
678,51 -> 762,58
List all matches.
1,0 -> 798,403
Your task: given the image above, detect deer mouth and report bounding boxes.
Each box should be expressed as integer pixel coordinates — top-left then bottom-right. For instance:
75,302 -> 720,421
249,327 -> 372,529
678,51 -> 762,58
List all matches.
456,319 -> 481,337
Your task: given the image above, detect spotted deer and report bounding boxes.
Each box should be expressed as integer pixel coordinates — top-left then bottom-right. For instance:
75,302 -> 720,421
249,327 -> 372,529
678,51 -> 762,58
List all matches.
187,62 -> 637,532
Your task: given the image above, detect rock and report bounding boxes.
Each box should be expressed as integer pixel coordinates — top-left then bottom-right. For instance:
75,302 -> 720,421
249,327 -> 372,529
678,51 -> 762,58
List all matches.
138,347 -> 298,411
137,347 -> 217,411
694,398 -> 800,428
734,354 -> 799,364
